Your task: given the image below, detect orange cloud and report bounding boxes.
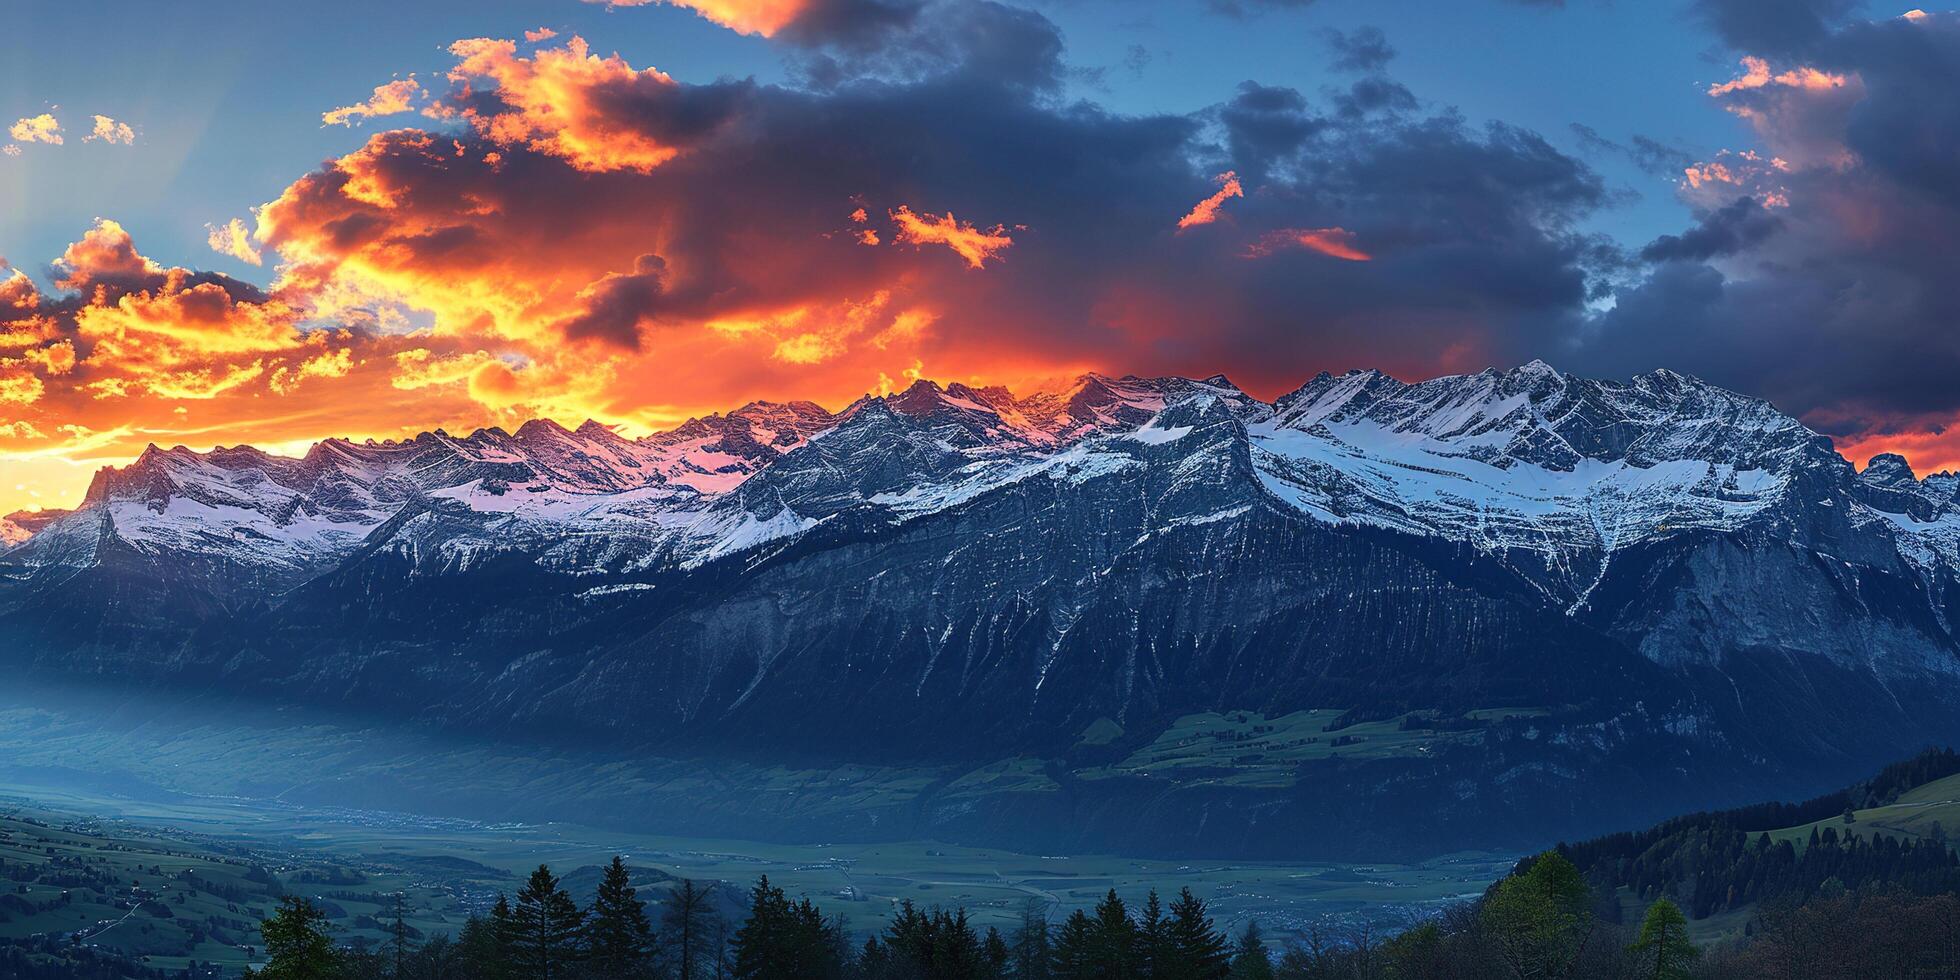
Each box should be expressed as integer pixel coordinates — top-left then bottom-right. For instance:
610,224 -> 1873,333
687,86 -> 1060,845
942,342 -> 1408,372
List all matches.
83,115 -> 135,145
1177,171 -> 1244,230
441,35 -> 729,173
206,218 -> 264,266
581,0 -> 809,37
525,27 -> 559,42
1244,227 -> 1371,261
56,218 -> 162,290
1679,149 -> 1793,211
1837,424 -> 1960,478
323,78 -> 424,127
9,113 -> 62,146
1708,56 -> 1849,97
0,221 -> 449,512
1683,160 -> 1738,189
890,206 -> 1015,269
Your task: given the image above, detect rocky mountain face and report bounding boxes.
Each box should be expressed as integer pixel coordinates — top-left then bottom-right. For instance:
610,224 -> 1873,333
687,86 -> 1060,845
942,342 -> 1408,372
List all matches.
7,362 -> 1960,858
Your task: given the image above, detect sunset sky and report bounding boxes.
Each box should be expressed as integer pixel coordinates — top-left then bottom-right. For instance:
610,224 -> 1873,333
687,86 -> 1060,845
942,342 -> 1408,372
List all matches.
3,0 -> 1958,515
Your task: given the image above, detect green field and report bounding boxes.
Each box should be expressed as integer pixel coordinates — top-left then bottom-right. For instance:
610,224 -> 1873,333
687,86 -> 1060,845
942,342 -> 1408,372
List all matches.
1767,771 -> 1960,852
0,685 -> 1559,833
0,777 -> 1512,973
1083,708 -> 1551,788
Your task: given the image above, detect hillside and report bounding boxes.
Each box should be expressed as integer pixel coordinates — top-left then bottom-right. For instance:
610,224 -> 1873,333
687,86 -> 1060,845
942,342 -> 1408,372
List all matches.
1552,749 -> 1960,934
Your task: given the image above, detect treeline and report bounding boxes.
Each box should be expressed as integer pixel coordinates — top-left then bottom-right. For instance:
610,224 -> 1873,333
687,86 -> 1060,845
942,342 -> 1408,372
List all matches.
1557,747 -> 1960,919
240,855 -> 1283,980
233,850 -> 1748,979
39,847 -> 1960,978
0,936 -> 176,980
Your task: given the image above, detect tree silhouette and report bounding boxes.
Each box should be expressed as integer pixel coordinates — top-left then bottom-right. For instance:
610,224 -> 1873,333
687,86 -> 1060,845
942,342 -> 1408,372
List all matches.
585,856 -> 655,979
510,865 -> 584,980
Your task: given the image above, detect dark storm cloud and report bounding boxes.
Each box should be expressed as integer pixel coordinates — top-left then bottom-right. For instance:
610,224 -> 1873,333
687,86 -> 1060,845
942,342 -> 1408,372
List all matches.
777,0 -> 925,48
1638,196 -> 1782,261
792,0 -> 1067,92
1690,0 -> 1863,55
1580,10 -> 1960,451
1217,82 -> 1323,183
262,11 -> 1618,398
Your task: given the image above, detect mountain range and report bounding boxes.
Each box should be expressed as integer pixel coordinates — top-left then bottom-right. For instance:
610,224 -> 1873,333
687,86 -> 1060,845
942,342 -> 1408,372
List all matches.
6,361 -> 1960,858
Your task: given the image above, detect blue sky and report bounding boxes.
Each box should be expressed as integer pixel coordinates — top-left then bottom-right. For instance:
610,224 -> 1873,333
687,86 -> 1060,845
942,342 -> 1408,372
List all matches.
10,0 -> 1960,515
2,0 -> 1752,284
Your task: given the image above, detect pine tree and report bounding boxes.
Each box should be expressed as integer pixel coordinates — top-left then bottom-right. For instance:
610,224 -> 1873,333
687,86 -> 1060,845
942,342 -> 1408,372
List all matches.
1049,909 -> 1096,980
1138,891 -> 1170,978
459,897 -> 512,980
730,876 -> 842,979
1628,898 -> 1698,980
255,897 -> 341,980
1228,921 -> 1273,980
732,876 -> 791,978
1010,897 -> 1051,980
1162,887 -> 1230,980
660,878 -> 723,980
586,856 -> 656,979
982,926 -> 1010,979
1088,890 -> 1137,978
386,891 -> 415,980
510,864 -> 585,980
858,936 -> 893,979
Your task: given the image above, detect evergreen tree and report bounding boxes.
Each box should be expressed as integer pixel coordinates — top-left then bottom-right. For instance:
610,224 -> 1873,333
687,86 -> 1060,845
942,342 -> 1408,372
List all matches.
457,899 -> 512,980
1137,891 -> 1170,978
1009,897 -> 1051,980
510,864 -> 585,980
858,936 -> 895,979
1227,921 -> 1273,980
932,907 -> 982,980
659,878 -> 723,980
417,932 -> 461,979
1049,909 -> 1096,980
1628,898 -> 1698,980
255,897 -> 342,980
870,900 -> 993,979
730,876 -> 844,979
1087,890 -> 1137,978
386,892 -> 415,980
585,856 -> 656,979
982,926 -> 1010,980
1162,887 -> 1230,980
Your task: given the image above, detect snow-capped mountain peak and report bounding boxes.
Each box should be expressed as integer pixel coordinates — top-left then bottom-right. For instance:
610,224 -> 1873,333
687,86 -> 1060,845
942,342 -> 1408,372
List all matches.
13,363 -> 1959,606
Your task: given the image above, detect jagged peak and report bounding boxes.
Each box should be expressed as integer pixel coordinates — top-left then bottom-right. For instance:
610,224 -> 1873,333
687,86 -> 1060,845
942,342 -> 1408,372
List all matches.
514,417 -> 573,440
1863,452 -> 1919,486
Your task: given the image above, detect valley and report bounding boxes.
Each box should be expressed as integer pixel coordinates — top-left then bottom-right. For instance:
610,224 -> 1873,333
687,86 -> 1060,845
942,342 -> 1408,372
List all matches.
0,780 -> 1511,974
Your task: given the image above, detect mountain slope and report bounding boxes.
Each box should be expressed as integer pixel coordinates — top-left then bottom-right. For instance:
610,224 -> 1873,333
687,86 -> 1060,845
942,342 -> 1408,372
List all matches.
6,363 -> 1960,857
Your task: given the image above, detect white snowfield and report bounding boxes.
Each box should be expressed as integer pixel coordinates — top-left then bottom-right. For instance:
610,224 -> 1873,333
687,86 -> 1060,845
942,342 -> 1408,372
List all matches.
9,362 -> 1958,588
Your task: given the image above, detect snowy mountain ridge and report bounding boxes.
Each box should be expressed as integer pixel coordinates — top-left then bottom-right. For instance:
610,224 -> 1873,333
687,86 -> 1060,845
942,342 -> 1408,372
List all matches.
6,362 -> 1955,597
